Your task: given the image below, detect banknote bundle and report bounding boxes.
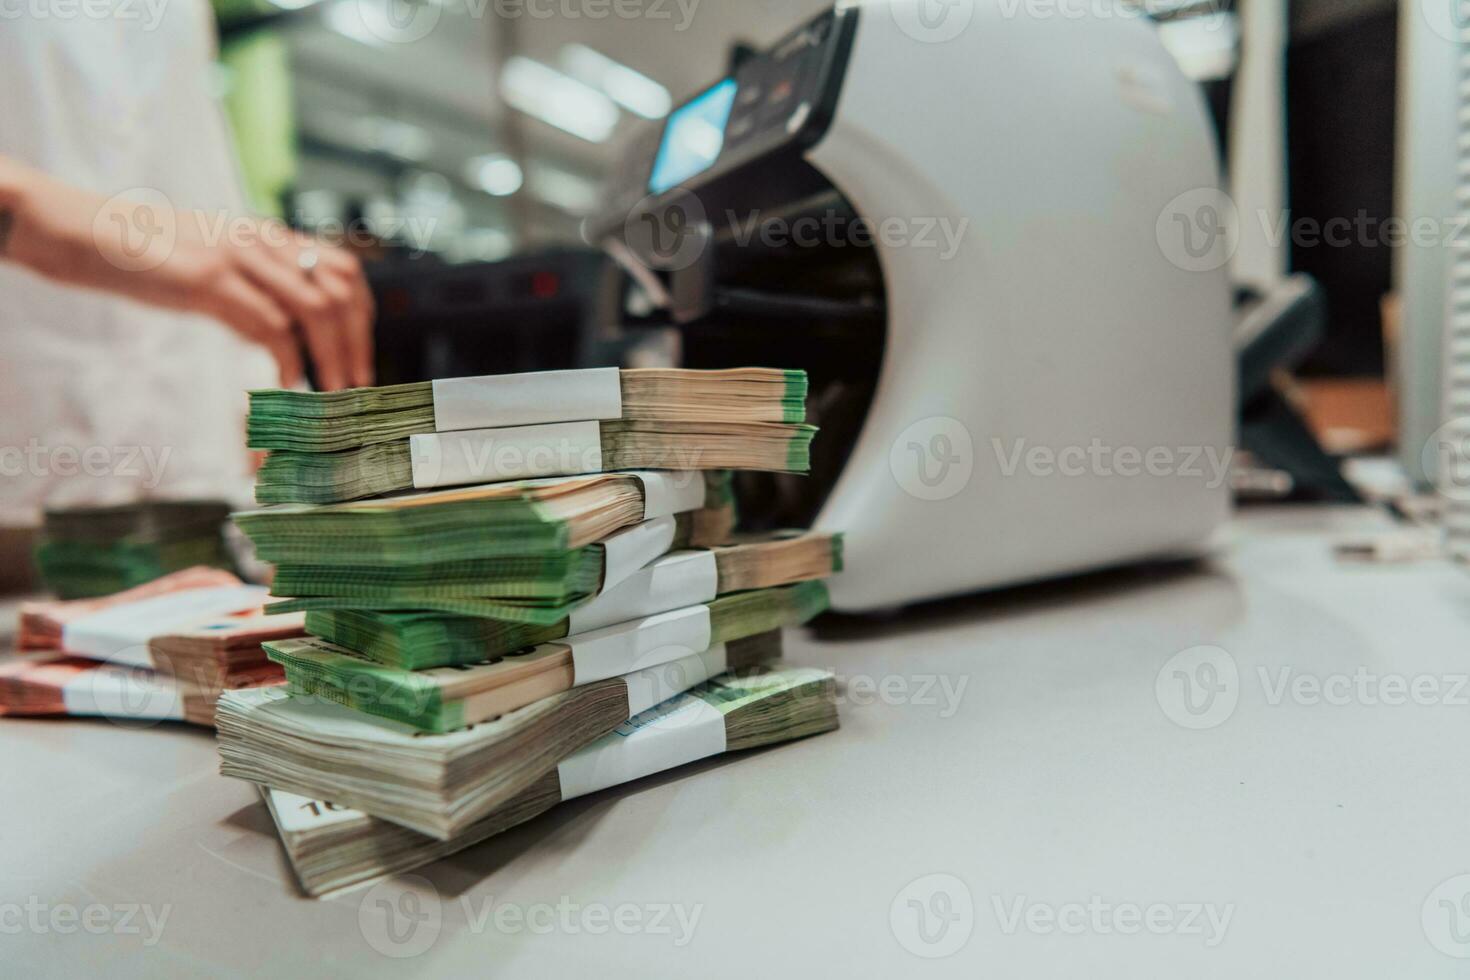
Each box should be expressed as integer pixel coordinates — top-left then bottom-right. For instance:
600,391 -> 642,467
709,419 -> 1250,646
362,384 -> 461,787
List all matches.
4,576 -> 303,726
297,566 -> 834,671
266,581 -> 830,731
248,367 -> 809,452
255,665 -> 836,895
256,420 -> 815,504
225,365 -> 842,890
260,509 -> 809,619
267,530 -> 841,623
265,521 -> 831,608
224,660 -> 834,846
34,501 -> 235,598
248,368 -> 814,504
235,471 -> 735,566
0,655 -> 282,727
18,566 -> 243,650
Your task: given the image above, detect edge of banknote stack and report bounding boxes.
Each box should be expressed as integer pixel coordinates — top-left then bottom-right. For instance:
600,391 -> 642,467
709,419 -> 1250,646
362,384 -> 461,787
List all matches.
246,367 -> 816,505
220,367 -> 842,896
3,568 -> 304,726
33,501 -> 237,599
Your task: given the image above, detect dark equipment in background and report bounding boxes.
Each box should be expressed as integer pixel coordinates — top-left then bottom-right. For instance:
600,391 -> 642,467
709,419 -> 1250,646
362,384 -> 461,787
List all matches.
1235,275 -> 1362,503
617,187 -> 886,532
1287,0 -> 1398,377
1195,0 -> 1369,502
365,248 -> 622,384
593,9 -> 884,531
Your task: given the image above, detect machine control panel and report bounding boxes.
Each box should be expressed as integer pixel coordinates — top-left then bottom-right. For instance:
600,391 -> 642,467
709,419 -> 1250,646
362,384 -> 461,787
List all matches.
593,5 -> 857,238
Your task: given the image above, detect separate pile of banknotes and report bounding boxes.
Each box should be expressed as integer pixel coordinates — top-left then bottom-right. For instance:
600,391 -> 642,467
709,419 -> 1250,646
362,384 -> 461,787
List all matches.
4,367 -> 842,897
4,568 -> 298,725
33,501 -> 236,598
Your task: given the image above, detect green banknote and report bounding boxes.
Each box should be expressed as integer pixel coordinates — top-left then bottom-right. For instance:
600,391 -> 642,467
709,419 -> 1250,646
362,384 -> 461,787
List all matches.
264,531 -> 839,625
224,662 -> 837,843
234,471 -> 734,567
300,577 -> 830,671
248,368 -> 808,452
253,420 -> 815,505
36,501 -> 234,599
268,583 -> 828,731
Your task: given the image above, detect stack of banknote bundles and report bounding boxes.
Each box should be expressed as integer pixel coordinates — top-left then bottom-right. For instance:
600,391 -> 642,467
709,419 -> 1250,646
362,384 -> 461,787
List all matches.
243,666 -> 838,896
3,568 -> 303,726
34,501 -> 236,598
247,367 -> 814,504
221,367 -> 842,894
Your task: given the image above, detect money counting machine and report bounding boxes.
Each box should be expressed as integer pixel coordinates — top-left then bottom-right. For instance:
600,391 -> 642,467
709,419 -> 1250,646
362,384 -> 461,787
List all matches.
588,0 -> 1234,611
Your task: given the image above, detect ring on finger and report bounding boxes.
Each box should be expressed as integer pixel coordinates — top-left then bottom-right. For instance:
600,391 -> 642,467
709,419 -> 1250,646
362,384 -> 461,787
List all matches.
297,248 -> 321,277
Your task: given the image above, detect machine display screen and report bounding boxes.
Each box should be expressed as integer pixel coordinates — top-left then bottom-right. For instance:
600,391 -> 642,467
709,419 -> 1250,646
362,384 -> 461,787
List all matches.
648,78 -> 738,194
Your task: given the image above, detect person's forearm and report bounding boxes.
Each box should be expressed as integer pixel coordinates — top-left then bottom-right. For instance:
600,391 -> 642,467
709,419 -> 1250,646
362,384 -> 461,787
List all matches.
0,156 -> 59,273
0,154 -> 373,389
0,155 -> 28,258
0,157 -> 114,283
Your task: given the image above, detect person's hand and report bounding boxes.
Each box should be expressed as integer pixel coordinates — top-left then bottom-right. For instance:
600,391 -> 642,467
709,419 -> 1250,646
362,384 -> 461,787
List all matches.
0,163 -> 375,390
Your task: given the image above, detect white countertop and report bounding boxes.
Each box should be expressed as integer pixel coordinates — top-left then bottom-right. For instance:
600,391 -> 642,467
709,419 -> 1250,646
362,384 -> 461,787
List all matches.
4,505 -> 1470,978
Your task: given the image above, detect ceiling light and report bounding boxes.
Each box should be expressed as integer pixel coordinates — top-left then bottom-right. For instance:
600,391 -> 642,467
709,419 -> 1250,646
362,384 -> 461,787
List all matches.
323,0 -> 383,46
530,166 -> 600,215
500,57 -> 619,143
349,116 -> 433,162
465,155 -> 524,197
560,44 -> 672,120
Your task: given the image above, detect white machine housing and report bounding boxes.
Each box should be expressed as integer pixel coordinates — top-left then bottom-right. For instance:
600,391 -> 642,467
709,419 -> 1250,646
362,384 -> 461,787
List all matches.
606,0 -> 1234,612
809,0 -> 1232,609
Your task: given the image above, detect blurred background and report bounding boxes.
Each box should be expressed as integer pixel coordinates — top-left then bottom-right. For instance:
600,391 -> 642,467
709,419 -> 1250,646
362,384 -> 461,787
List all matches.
204,0 -> 1422,476
207,0 -> 1456,499
213,0 -> 836,257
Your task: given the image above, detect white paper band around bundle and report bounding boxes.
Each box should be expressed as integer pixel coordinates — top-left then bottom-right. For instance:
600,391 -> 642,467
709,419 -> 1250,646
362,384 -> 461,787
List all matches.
268,788 -> 363,834
626,471 -> 705,521
59,664 -> 187,722
597,516 -> 678,593
409,421 -> 602,489
566,550 -> 720,635
566,604 -> 713,685
556,693 -> 727,801
620,644 -> 729,716
61,585 -> 271,668
430,368 -> 623,432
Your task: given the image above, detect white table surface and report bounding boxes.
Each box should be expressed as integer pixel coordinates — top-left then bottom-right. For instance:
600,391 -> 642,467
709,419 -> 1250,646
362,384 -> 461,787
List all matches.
5,504 -> 1470,978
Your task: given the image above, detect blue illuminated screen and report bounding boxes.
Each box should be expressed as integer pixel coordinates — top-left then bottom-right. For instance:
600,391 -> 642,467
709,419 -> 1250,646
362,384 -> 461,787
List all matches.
648,79 -> 739,194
